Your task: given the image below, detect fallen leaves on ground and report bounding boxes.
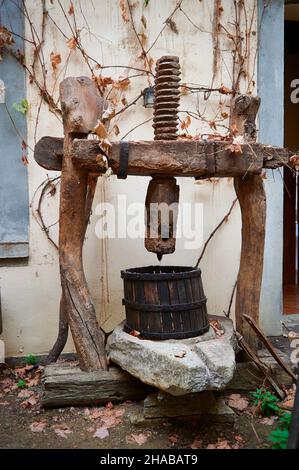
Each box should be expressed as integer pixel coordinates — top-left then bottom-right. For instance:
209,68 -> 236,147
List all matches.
15,365 -> 34,378
259,416 -> 276,426
89,403 -> 124,429
18,389 -> 33,399
20,393 -> 39,408
207,439 -> 236,449
227,393 -> 249,411
126,432 -> 150,446
190,436 -> 202,449
93,427 -> 109,439
14,365 -> 43,388
52,424 -> 72,439
30,421 -> 47,433
168,435 -> 180,445
0,378 -> 17,394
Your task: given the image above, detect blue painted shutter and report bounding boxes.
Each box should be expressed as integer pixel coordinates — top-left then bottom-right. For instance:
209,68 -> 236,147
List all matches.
0,0 -> 29,258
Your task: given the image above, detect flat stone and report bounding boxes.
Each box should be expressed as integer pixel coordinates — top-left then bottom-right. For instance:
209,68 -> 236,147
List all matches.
143,391 -> 235,423
107,316 -> 236,396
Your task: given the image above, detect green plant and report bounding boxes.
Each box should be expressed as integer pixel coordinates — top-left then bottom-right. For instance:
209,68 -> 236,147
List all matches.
17,379 -> 27,389
251,388 -> 280,416
268,412 -> 292,449
13,98 -> 29,115
26,354 -> 37,366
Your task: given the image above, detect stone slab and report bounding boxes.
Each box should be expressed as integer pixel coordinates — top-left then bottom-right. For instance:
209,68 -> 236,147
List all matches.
107,316 -> 236,396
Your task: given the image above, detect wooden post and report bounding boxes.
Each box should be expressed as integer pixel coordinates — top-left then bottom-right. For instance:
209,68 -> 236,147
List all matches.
231,95 -> 266,349
59,77 -> 107,371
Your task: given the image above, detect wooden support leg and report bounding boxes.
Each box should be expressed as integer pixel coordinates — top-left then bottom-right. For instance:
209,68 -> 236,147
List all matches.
234,175 -> 266,348
59,77 -> 107,371
46,174 -> 99,364
231,95 -> 266,349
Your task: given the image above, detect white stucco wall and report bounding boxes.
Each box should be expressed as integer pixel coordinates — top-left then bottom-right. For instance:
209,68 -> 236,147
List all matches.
0,0 -> 257,356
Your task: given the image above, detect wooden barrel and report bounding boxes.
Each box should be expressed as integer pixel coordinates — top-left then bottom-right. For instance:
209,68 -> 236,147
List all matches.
121,266 -> 209,340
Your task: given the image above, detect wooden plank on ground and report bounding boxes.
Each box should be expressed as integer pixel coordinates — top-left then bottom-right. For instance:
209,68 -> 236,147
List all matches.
42,364 -> 153,407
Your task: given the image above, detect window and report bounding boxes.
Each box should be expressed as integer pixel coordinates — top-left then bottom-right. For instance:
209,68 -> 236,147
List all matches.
0,0 -> 29,258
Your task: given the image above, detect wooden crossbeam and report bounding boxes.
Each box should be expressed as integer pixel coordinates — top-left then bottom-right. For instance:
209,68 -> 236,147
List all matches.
34,136 -> 292,177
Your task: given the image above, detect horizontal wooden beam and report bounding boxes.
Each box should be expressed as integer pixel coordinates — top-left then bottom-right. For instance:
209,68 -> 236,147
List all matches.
42,363 -> 153,407
34,136 -> 292,177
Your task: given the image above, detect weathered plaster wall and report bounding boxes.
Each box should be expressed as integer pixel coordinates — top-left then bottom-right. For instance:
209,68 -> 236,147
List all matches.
0,0 -> 257,356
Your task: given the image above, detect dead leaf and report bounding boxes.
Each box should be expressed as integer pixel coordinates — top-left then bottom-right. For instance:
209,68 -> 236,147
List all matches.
50,52 -> 61,70
129,330 -> 140,337
180,84 -> 189,95
102,105 -> 116,123
166,18 -> 179,34
290,154 -> 299,170
20,394 -> 38,408
99,138 -> 112,158
219,85 -> 232,95
228,135 -> 245,155
68,2 -> 74,14
279,399 -> 294,410
15,365 -> 34,378
90,405 -> 124,429
141,14 -> 147,29
234,435 -> 244,442
92,120 -> 107,139
114,77 -> 130,91
259,416 -> 276,426
18,389 -> 33,399
22,155 -> 29,166
126,432 -> 150,446
67,37 -> 77,49
227,393 -> 249,411
1,378 -> 17,393
209,319 -> 224,336
174,351 -> 187,358
190,436 -> 202,449
26,376 -> 40,387
93,427 -> 109,439
53,424 -> 72,439
207,439 -> 232,449
113,124 -> 120,136
180,115 -> 191,130
138,32 -> 147,48
30,421 -> 47,433
119,0 -> 129,23
169,435 -> 180,445
96,75 -> 114,93
0,401 -> 9,406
